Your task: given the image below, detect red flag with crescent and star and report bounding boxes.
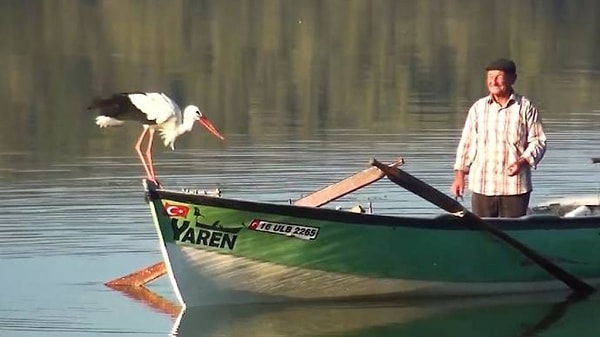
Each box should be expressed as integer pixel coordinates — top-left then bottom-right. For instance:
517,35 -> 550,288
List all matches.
164,202 -> 190,218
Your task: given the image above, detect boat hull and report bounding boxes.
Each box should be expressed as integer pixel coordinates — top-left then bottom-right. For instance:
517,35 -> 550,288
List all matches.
164,242 -> 593,306
146,184 -> 600,307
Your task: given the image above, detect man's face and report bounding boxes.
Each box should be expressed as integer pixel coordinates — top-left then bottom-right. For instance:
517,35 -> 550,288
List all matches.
486,70 -> 515,96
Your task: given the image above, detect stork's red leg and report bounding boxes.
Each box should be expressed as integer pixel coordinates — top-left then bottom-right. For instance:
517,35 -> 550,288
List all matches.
145,129 -> 157,181
134,127 -> 154,181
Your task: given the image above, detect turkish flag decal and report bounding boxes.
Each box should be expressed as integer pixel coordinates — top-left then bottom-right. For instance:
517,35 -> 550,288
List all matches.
164,202 -> 190,218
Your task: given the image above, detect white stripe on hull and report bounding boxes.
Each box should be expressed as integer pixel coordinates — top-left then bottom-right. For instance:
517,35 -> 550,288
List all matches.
163,243 -> 595,307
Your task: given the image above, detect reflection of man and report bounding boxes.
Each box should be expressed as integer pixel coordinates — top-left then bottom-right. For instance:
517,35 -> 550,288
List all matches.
451,58 -> 547,217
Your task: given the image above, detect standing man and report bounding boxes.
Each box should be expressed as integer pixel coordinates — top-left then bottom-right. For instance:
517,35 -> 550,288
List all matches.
451,58 -> 547,217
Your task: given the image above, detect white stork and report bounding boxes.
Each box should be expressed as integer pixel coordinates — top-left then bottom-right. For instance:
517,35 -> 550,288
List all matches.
88,92 -> 225,184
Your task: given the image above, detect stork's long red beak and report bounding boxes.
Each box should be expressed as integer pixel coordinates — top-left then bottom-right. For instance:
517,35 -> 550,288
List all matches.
198,116 -> 225,140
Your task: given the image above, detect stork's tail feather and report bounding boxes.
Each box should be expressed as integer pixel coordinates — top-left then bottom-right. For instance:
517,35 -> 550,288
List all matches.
95,116 -> 125,128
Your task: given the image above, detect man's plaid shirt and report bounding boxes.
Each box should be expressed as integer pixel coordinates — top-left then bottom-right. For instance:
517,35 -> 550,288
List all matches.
454,93 -> 547,196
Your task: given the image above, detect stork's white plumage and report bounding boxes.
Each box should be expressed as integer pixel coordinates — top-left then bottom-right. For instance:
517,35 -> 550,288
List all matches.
88,92 -> 225,184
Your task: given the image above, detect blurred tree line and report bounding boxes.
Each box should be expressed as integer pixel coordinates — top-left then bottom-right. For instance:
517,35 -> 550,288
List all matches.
1,0 -> 599,162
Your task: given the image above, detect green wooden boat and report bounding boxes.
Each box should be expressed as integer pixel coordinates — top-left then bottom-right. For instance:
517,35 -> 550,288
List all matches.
144,177 -> 600,307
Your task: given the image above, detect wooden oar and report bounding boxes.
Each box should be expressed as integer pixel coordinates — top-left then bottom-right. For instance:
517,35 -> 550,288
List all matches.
369,158 -> 595,295
105,261 -> 166,287
106,159 -> 402,287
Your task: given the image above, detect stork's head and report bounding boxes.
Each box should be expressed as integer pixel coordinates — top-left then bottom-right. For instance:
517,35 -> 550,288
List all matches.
183,105 -> 225,140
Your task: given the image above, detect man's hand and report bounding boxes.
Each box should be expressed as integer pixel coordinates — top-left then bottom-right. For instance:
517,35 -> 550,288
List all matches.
507,158 -> 529,176
450,170 -> 466,197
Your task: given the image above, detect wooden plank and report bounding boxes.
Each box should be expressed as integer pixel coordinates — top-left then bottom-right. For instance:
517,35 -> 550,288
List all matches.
105,261 -> 166,287
294,158 -> 403,207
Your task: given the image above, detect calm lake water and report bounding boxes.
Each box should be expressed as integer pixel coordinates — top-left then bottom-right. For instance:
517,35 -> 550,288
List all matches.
1,1 -> 600,336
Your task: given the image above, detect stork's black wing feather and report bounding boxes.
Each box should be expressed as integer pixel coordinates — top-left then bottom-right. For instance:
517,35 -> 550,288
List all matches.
87,93 -> 157,125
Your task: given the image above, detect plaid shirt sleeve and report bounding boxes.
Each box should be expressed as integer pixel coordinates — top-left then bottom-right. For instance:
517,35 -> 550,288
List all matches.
454,103 -> 478,173
521,104 -> 547,169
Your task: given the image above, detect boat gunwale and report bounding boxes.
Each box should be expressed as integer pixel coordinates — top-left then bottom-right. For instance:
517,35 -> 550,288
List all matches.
148,188 -> 600,231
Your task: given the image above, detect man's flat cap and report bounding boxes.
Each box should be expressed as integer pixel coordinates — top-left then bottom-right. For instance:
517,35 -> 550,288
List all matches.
485,58 -> 517,74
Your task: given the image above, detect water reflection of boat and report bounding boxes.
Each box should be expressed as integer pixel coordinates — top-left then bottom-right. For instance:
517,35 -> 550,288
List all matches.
170,294 -> 600,337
